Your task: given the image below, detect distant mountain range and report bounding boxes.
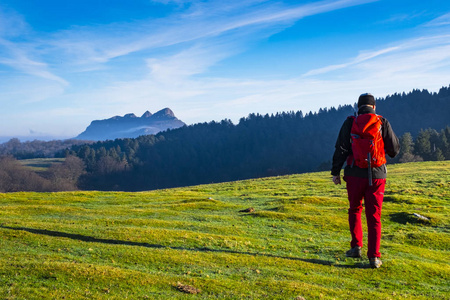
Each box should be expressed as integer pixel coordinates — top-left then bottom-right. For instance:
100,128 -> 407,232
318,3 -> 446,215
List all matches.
75,108 -> 185,141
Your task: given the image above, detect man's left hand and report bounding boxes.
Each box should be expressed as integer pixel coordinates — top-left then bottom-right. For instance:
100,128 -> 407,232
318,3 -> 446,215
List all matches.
332,175 -> 341,185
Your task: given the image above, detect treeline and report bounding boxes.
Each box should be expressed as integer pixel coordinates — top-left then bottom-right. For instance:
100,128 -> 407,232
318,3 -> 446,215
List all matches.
2,126 -> 448,192
396,128 -> 450,163
0,138 -> 92,159
0,156 -> 84,192
376,88 -> 450,136
65,86 -> 450,191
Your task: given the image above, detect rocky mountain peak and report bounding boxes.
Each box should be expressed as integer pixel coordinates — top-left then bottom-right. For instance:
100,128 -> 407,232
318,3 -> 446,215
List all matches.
141,111 -> 152,118
75,108 -> 185,141
153,108 -> 175,119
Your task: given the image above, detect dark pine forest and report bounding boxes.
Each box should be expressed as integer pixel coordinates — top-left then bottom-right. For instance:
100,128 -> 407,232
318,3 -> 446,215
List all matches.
65,86 -> 450,191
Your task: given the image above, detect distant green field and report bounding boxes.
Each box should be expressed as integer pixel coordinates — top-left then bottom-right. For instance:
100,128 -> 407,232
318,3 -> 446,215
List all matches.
18,158 -> 65,172
0,161 -> 449,299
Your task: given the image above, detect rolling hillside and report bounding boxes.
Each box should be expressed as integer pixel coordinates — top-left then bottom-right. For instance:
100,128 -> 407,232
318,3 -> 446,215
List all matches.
0,161 -> 449,299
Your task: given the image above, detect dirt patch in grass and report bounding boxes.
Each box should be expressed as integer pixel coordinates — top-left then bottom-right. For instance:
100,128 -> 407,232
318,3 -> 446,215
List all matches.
176,282 -> 201,294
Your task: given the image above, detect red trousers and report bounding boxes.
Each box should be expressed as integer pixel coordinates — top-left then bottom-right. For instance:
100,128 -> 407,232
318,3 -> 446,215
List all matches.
345,176 -> 386,258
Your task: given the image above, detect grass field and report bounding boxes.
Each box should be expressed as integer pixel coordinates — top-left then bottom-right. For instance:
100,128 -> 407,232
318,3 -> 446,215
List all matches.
0,161 -> 449,299
18,158 -> 65,172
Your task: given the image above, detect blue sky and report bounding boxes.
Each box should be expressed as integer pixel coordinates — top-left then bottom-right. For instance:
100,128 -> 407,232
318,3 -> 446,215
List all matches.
1,0 -> 450,141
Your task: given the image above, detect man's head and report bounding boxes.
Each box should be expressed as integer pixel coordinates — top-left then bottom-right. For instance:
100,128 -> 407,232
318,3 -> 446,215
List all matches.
358,93 -> 376,108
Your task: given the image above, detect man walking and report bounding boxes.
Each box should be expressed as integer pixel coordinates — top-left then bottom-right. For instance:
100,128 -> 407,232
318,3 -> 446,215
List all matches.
331,93 -> 400,268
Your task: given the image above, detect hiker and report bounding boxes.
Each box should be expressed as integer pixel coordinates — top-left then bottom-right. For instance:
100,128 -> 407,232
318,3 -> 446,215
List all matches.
331,93 -> 400,268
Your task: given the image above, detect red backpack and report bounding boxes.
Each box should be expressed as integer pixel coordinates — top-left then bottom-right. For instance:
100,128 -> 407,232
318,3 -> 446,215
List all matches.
347,114 -> 386,171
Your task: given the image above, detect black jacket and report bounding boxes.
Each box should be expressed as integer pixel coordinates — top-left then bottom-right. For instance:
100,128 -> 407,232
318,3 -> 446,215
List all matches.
331,106 -> 400,178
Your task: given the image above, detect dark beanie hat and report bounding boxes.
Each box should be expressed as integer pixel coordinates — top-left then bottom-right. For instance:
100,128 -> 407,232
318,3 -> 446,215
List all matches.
357,93 -> 376,107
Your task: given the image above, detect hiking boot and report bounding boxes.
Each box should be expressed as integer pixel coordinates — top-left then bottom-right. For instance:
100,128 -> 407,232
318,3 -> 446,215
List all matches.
369,257 -> 382,269
345,246 -> 362,258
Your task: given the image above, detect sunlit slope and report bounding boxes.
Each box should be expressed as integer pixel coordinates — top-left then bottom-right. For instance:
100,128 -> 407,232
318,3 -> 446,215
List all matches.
0,161 -> 449,299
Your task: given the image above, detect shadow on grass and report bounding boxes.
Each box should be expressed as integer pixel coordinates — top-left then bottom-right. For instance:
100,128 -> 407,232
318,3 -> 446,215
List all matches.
389,212 -> 432,225
1,225 -> 368,269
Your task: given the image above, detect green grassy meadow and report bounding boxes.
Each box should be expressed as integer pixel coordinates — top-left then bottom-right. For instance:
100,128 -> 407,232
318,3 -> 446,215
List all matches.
18,158 -> 65,172
0,161 -> 449,299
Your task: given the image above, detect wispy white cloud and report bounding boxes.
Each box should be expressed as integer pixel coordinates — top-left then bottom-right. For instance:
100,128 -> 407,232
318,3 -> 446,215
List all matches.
302,46 -> 400,77
0,7 -> 30,38
304,34 -> 450,78
0,39 -> 69,85
0,8 -> 69,86
377,12 -> 425,25
40,0 -> 380,68
425,12 -> 450,27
